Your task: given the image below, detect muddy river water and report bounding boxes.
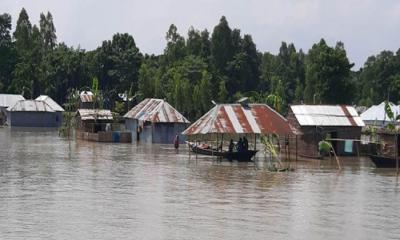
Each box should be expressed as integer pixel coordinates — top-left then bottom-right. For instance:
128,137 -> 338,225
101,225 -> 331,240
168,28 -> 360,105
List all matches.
0,129 -> 399,239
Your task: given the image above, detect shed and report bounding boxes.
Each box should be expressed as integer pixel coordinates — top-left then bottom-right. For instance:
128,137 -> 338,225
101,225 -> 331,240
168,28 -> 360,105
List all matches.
0,94 -> 25,125
287,105 -> 365,156
124,98 -> 190,143
79,91 -> 94,109
7,100 -> 62,127
76,109 -> 113,133
361,101 -> 399,127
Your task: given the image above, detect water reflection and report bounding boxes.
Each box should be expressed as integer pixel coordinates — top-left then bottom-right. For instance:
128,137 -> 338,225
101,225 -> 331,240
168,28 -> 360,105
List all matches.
0,128 -> 399,240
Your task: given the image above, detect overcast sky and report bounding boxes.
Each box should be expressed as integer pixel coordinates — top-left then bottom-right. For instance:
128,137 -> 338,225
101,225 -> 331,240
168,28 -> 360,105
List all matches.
2,0 -> 400,69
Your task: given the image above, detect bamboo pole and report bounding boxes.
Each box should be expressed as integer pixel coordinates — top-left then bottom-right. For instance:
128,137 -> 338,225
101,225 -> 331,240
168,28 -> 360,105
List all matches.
395,133 -> 398,174
331,145 -> 341,170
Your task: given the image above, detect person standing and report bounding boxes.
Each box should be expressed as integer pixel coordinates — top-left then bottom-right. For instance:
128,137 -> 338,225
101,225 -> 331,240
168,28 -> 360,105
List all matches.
174,135 -> 179,149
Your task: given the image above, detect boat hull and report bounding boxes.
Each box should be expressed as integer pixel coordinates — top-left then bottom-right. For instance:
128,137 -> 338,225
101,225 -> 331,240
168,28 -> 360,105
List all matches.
369,155 -> 400,168
188,143 -> 257,161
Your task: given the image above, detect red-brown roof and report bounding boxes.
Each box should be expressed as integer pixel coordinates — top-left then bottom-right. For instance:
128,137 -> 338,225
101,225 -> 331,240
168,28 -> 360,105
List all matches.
182,104 -> 291,135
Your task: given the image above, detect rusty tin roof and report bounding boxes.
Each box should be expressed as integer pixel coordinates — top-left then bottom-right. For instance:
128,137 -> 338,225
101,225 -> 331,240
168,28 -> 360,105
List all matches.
80,91 -> 93,103
124,98 -> 190,124
182,103 -> 291,135
290,105 -> 365,127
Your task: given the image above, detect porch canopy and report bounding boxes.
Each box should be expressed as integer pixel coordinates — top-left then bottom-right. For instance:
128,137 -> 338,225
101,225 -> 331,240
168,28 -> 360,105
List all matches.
182,103 -> 292,136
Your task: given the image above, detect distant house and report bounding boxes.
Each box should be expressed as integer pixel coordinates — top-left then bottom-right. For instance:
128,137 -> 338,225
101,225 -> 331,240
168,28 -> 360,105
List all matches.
7,99 -> 63,128
361,101 -> 399,127
287,105 -> 365,156
79,91 -> 94,109
124,98 -> 190,143
76,109 -> 113,133
0,94 -> 25,125
75,108 -> 131,142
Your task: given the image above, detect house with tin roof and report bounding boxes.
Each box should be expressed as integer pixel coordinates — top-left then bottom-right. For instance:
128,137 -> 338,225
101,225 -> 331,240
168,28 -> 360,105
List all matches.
124,98 -> 190,143
7,98 -> 64,128
287,105 -> 365,157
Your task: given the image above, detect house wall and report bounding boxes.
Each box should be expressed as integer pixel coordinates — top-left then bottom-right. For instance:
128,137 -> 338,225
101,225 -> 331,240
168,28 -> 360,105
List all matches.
125,119 -> 188,144
152,123 -> 188,144
9,111 -> 63,128
287,108 -> 362,157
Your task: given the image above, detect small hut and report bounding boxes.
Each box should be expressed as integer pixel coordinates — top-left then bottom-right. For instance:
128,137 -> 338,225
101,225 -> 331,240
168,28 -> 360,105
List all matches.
0,94 -> 25,125
76,109 -> 113,133
124,98 -> 190,143
79,91 -> 94,109
287,105 -> 365,157
7,99 -> 63,127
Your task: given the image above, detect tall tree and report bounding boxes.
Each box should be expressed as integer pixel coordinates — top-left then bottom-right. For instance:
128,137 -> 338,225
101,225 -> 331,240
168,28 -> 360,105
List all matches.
164,24 -> 186,64
39,11 -> 57,51
13,8 -> 32,52
0,13 -> 15,92
304,39 -> 354,104
211,16 -> 233,74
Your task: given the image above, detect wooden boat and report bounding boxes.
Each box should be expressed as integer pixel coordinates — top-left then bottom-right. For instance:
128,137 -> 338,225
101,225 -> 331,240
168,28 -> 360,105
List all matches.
187,142 -> 258,161
369,155 -> 400,168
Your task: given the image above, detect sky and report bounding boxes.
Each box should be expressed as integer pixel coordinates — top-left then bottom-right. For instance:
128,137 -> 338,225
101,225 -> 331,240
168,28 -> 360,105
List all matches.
2,0 -> 400,69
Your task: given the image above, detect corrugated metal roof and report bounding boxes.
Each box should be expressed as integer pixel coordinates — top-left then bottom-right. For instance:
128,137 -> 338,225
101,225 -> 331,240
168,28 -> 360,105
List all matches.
0,94 -> 25,108
77,109 -> 113,121
80,91 -> 93,103
290,105 -> 365,127
35,95 -> 65,112
8,100 -> 55,112
124,98 -> 190,123
361,102 -> 398,123
182,104 -> 291,135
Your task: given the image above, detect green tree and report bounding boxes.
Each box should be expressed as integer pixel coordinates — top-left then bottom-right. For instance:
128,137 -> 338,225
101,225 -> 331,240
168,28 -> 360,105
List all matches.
304,39 -> 354,104
0,13 -> 16,92
165,24 -> 186,64
211,16 -> 233,74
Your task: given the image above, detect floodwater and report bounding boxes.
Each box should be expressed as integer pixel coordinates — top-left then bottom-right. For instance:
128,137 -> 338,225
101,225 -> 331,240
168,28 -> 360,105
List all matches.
0,128 -> 399,240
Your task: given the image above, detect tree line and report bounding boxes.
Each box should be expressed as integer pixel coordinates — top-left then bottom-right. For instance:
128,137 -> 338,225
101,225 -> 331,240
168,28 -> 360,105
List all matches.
0,8 -> 399,120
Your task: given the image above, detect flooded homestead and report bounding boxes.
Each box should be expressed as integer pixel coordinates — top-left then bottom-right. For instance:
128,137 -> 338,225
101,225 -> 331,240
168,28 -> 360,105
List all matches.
0,128 -> 399,240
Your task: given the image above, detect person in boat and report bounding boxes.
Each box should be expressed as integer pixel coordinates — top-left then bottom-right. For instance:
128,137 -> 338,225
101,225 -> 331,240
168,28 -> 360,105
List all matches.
243,136 -> 249,151
237,137 -> 243,152
229,139 -> 234,153
174,135 -> 179,149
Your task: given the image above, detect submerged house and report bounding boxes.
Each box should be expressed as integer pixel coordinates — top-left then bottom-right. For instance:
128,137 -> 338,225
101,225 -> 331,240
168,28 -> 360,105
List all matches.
287,105 -> 365,157
361,101 -> 399,127
76,109 -> 113,133
7,99 -> 64,128
0,94 -> 25,125
124,98 -> 190,143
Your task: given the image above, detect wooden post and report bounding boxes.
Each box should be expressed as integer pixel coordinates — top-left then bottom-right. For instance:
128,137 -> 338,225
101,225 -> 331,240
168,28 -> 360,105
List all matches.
295,135 -> 298,162
254,134 -> 257,151
395,134 -> 398,174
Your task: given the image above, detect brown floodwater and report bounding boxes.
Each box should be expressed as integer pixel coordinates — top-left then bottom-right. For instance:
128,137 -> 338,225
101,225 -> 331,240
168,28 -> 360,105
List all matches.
0,128 -> 399,239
